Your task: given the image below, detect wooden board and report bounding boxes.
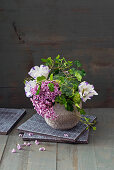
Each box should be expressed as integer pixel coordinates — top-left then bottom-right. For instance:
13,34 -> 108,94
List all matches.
17,114 -> 96,142
0,108 -> 26,134
22,129 -> 89,144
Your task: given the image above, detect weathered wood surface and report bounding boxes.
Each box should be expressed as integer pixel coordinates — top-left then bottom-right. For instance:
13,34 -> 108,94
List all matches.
0,108 -> 114,170
0,0 -> 114,108
0,108 -> 26,134
22,129 -> 89,144
17,114 -> 96,142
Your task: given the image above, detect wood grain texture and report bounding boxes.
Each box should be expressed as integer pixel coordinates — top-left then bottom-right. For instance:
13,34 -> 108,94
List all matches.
0,108 -> 114,170
57,143 -> 78,170
17,114 -> 96,141
0,135 -> 8,163
22,129 -> 89,144
0,0 -> 114,108
0,108 -> 26,134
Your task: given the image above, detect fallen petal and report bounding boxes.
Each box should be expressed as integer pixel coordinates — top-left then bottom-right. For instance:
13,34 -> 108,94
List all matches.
39,147 -> 46,151
17,144 -> 22,150
12,148 -> 16,153
29,133 -> 33,136
35,140 -> 39,145
27,143 -> 31,146
19,134 -> 23,137
64,134 -> 68,137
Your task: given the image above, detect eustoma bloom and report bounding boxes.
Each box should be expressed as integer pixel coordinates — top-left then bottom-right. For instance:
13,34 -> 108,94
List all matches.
78,81 -> 98,102
24,80 -> 37,97
28,65 -> 50,79
30,81 -> 61,119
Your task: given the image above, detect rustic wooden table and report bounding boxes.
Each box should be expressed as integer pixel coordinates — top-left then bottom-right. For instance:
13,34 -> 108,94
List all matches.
0,108 -> 114,170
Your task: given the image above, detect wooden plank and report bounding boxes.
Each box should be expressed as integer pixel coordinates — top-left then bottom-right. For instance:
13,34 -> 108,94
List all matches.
92,108 -> 114,170
57,143 -> 78,170
77,135 -> 97,170
0,134 -> 29,170
0,108 -> 26,134
27,142 -> 56,170
22,129 -> 89,144
17,114 -> 96,142
0,135 -> 8,163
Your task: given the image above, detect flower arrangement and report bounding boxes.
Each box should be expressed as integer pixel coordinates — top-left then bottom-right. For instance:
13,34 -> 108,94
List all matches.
24,55 -> 98,129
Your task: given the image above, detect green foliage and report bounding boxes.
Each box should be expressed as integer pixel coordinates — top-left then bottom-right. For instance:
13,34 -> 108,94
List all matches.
41,54 -> 87,115
75,71 -> 82,82
92,126 -> 96,131
74,60 -> 82,67
73,92 -> 81,104
50,73 -> 53,81
36,85 -> 41,95
37,76 -> 46,82
48,83 -> 54,92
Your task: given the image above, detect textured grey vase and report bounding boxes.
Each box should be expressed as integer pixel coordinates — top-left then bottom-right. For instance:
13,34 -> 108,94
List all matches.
44,103 -> 82,130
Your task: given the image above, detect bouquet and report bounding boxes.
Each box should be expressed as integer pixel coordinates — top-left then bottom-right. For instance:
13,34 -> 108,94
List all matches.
24,55 -> 98,129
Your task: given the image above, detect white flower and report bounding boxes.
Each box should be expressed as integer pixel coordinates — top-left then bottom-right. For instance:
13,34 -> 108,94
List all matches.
78,81 -> 98,102
28,65 -> 50,79
24,80 -> 36,97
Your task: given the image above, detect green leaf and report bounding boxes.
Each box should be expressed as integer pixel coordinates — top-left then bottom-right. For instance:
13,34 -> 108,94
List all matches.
36,85 -> 41,95
75,71 -> 82,82
56,54 -> 60,59
24,79 -> 27,84
60,85 -> 74,97
65,99 -> 74,111
92,126 -> 96,131
69,68 -> 76,75
80,109 -> 86,115
41,58 -> 47,62
74,60 -> 82,68
48,83 -> 54,92
73,92 -> 81,104
50,73 -> 53,81
37,76 -> 46,82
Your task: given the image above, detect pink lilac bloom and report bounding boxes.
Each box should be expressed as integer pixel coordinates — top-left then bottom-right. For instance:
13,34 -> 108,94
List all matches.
39,147 -> 46,151
30,81 -> 61,119
64,134 -> 68,137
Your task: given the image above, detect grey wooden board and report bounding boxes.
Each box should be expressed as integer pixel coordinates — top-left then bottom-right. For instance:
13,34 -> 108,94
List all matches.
17,114 -> 96,142
22,129 -> 89,144
0,108 -> 26,134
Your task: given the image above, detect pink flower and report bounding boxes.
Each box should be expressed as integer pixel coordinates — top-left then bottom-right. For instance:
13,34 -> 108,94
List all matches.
27,143 -> 31,146
17,144 -> 22,150
19,134 -> 23,137
29,133 -> 33,136
39,147 -> 46,151
35,140 -> 39,145
11,148 -> 16,153
64,134 -> 68,137
30,81 -> 61,119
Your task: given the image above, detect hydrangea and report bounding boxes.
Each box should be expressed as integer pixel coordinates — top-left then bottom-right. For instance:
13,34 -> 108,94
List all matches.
24,80 -> 37,97
30,81 -> 61,119
78,81 -> 98,102
28,65 -> 50,79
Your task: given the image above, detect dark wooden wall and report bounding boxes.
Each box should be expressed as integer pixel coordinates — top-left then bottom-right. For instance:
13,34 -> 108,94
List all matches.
0,0 -> 114,108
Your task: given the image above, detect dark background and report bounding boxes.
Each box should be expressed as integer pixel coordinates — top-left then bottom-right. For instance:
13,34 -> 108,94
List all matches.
0,0 -> 114,108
